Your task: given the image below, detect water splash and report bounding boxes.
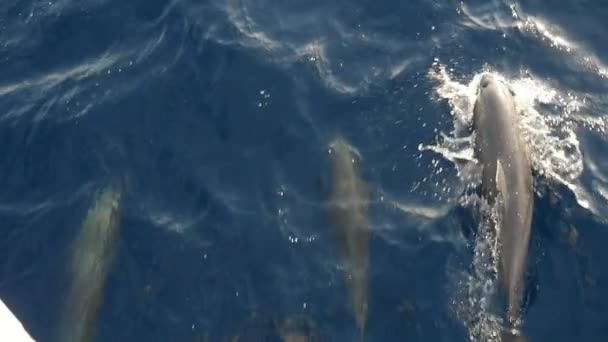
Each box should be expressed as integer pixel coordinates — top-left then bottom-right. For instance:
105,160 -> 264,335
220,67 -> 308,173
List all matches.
450,195 -> 504,342
426,64 -> 588,209
510,77 -> 583,184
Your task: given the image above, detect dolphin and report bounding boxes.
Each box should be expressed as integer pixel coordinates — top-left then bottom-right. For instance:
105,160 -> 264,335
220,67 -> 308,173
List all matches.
326,136 -> 369,340
473,74 -> 534,341
57,184 -> 122,342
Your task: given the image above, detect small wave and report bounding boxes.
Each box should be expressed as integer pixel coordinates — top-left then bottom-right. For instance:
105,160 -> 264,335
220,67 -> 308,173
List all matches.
194,0 -> 428,95
224,0 -> 281,51
0,50 -> 127,122
574,141 -> 608,221
460,2 -> 575,52
146,210 -> 206,235
458,1 -> 608,79
134,25 -> 169,63
0,18 -> 184,122
212,1 -> 362,95
387,198 -> 466,247
458,0 -> 517,31
0,52 -> 119,99
292,41 -> 359,95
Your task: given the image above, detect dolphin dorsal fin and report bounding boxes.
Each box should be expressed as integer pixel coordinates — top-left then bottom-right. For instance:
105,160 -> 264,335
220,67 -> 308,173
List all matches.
496,160 -> 507,198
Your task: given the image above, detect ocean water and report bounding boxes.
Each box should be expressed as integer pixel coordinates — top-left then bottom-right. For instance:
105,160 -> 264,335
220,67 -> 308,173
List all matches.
1,0 -> 608,341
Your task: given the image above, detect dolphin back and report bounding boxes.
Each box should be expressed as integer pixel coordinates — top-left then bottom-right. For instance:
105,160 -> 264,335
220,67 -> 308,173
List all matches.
327,135 -> 370,339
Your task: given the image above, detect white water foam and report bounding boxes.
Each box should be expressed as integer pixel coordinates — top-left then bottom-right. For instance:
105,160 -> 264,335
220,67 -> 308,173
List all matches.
426,63 -> 589,210
449,195 -> 504,342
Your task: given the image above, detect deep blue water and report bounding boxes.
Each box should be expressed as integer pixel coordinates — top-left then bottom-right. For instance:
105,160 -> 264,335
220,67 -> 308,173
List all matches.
1,0 -> 608,341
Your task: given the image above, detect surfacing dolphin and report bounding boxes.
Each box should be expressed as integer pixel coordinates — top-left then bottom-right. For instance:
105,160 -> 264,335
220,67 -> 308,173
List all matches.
473,74 -> 533,342
326,136 -> 369,340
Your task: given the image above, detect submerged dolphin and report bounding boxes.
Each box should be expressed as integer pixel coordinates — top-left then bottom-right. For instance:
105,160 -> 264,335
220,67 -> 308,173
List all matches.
58,184 -> 122,342
473,74 -> 533,341
326,136 -> 369,340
